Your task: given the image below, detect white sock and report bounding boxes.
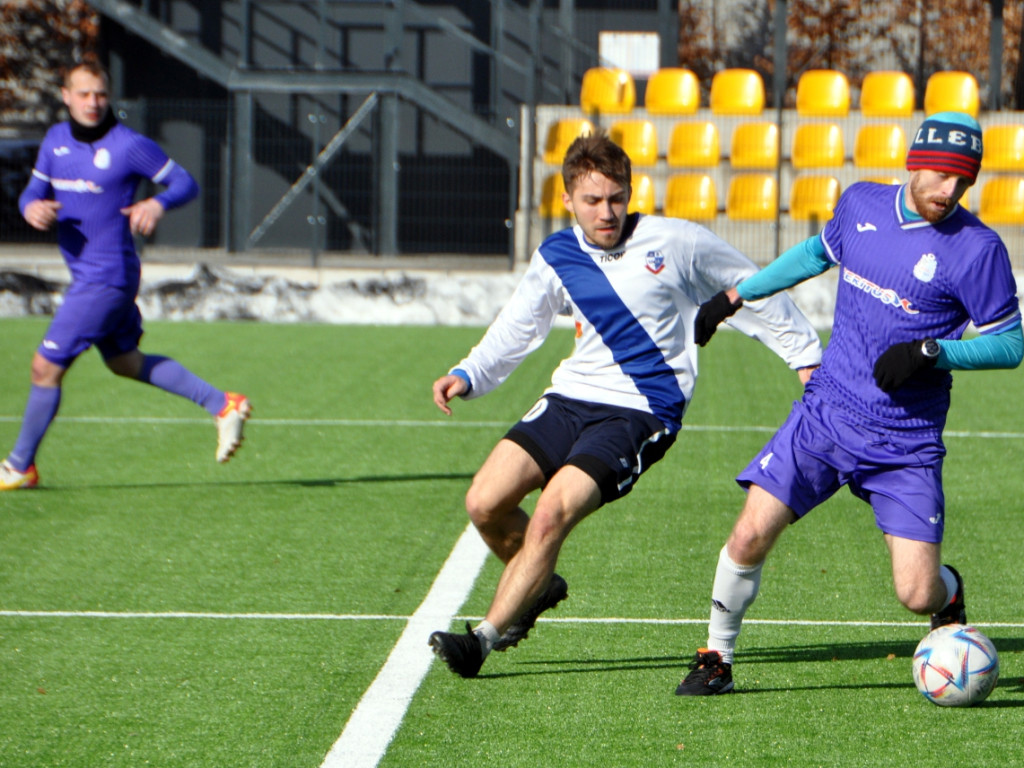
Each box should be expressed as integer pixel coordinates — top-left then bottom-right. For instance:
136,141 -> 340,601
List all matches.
938,565 -> 959,609
706,545 -> 764,665
473,620 -> 501,657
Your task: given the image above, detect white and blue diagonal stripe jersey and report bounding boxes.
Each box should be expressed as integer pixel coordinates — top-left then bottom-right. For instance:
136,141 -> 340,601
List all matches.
454,215 -> 822,433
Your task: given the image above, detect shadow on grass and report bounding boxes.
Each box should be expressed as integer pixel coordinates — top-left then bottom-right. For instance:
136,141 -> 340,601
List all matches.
474,635 -> 1024,705
26,471 -> 476,491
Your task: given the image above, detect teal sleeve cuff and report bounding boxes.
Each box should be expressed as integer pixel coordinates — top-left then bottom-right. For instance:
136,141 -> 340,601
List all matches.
450,368 -> 472,394
737,235 -> 832,301
936,323 -> 1024,370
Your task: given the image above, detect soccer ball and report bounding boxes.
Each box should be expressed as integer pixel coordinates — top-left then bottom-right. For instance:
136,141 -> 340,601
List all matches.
912,624 -> 999,707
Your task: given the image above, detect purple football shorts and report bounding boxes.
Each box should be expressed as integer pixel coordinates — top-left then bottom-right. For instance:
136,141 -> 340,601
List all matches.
39,281 -> 143,367
736,393 -> 947,543
504,393 -> 675,506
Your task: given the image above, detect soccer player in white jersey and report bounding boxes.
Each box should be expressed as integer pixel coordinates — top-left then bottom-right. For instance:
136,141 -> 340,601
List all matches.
0,60 -> 251,491
427,132 -> 823,678
677,111 -> 1023,696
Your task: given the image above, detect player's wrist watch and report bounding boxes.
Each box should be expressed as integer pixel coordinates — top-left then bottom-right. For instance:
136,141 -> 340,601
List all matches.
921,338 -> 940,360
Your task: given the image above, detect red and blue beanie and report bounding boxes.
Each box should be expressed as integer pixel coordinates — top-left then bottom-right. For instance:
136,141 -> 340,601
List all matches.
906,111 -> 983,183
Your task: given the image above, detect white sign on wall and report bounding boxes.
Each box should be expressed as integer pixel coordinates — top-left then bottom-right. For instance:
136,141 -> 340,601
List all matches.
598,31 -> 660,77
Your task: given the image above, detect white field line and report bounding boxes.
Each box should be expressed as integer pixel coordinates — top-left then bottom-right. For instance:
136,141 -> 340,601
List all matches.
0,415 -> 1022,440
319,521 -> 488,768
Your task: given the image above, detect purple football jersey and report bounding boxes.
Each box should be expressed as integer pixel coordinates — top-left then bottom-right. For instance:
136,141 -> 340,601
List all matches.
19,121 -> 196,288
811,182 -> 1020,431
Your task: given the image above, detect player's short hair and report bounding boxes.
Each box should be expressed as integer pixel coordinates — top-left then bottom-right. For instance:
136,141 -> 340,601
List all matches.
62,58 -> 109,89
562,132 -> 631,196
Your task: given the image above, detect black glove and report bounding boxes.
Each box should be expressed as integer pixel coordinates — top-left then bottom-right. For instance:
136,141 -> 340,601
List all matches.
694,291 -> 742,346
872,339 -> 939,392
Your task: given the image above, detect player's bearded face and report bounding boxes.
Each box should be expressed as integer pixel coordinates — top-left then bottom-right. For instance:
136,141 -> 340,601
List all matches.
907,169 -> 971,223
564,171 -> 630,249
62,70 -> 110,127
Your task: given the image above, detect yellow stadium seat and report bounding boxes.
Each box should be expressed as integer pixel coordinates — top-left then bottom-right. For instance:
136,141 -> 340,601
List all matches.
730,122 -> 778,169
791,123 -> 845,168
861,175 -> 903,186
667,122 -> 720,167
629,173 -> 656,215
924,71 -> 980,117
982,124 -> 1024,171
979,177 -> 1024,224
853,124 -> 907,168
609,119 -> 658,166
960,187 -> 971,213
789,175 -> 841,221
538,172 -> 569,218
860,71 -> 915,117
726,174 -> 777,220
664,173 -> 718,220
645,68 -> 700,115
580,67 -> 636,114
796,69 -> 850,116
542,118 -> 594,165
710,68 -> 765,115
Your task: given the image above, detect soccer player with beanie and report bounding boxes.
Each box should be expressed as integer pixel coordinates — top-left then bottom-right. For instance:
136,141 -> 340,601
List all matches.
0,60 -> 251,491
678,111 -> 1022,695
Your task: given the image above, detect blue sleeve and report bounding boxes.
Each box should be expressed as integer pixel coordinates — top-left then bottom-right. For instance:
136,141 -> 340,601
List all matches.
736,235 -> 833,301
18,139 -> 53,215
153,162 -> 199,211
18,172 -> 52,216
936,322 -> 1024,370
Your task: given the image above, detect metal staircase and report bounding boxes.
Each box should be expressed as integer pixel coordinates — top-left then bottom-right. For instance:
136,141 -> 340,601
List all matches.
85,0 -> 596,261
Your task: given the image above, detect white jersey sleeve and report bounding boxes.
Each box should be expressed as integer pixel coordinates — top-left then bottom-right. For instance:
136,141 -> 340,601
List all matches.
686,223 -> 823,371
451,249 -> 566,400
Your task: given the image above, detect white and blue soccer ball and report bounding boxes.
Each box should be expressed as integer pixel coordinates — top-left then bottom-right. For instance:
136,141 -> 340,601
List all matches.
912,624 -> 999,707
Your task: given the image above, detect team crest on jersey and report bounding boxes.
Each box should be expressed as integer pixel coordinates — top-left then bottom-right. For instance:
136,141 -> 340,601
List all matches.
913,252 -> 937,283
645,250 -> 665,274
93,148 -> 111,169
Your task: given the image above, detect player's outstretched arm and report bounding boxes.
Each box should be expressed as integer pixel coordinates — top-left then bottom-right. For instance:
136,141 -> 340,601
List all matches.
432,374 -> 470,416
694,287 -> 742,346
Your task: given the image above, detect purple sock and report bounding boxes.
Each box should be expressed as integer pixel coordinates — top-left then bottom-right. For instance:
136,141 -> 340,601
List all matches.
8,385 -> 62,471
138,355 -> 224,416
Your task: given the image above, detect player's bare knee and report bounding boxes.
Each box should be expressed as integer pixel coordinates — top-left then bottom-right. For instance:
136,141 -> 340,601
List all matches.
464,483 -> 494,526
30,355 -> 65,387
726,523 -> 774,565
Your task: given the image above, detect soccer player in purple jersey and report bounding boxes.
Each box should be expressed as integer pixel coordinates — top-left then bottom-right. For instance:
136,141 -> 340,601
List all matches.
676,111 -> 1023,696
0,60 -> 251,491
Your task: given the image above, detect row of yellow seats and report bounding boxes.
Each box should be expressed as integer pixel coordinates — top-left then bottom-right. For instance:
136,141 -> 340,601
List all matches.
544,120 -> 1024,171
538,173 -> 1024,225
539,172 -> 843,221
583,66 -> 980,118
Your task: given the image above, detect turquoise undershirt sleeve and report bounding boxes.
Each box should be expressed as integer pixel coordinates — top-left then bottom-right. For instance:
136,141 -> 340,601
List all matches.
736,235 -> 833,301
936,322 -> 1024,370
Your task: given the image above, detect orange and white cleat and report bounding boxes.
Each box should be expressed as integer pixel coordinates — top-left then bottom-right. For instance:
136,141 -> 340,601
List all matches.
0,460 -> 39,490
215,392 -> 252,463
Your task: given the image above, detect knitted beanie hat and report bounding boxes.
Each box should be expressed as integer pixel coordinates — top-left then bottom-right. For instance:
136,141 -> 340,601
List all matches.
906,111 -> 983,182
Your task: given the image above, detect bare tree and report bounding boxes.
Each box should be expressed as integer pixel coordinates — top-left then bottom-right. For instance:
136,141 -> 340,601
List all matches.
0,0 -> 99,127
676,0 -> 724,98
